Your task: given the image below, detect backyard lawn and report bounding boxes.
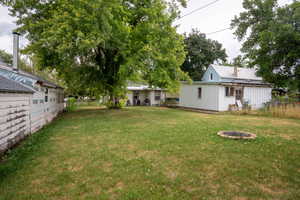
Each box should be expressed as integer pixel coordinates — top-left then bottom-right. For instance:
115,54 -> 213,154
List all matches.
1,106 -> 300,200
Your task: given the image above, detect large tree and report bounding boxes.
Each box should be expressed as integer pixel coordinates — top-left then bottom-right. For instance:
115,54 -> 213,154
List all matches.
1,0 -> 189,105
231,0 -> 300,91
181,29 -> 227,81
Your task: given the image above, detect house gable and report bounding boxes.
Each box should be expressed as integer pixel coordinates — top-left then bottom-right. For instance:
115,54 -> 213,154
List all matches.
201,66 -> 221,82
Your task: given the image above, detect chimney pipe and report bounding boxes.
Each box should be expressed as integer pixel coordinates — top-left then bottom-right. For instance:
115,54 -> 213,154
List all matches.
234,66 -> 238,77
13,32 -> 20,71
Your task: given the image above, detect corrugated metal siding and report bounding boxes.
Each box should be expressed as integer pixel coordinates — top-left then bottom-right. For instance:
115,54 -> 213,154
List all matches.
244,87 -> 272,109
0,93 -> 32,154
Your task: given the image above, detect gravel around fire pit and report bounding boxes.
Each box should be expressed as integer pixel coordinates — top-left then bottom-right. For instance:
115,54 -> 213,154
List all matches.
217,131 -> 256,139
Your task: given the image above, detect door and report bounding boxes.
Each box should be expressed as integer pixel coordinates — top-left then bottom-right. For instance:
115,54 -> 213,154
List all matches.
133,91 -> 140,106
235,89 -> 243,100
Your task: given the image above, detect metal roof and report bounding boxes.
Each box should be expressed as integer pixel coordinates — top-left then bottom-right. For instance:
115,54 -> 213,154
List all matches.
0,75 -> 34,93
212,65 -> 262,81
127,84 -> 164,91
0,64 -> 63,90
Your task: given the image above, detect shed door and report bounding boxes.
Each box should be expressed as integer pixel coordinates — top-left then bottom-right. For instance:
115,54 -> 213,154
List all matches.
235,88 -> 243,101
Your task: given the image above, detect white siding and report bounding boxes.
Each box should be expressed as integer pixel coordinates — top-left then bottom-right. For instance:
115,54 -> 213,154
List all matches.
179,84 -> 219,111
180,84 -> 272,111
202,66 -> 221,82
30,86 -> 64,133
0,82 -> 64,154
218,85 -> 236,111
126,90 -> 166,106
218,85 -> 272,111
30,86 -> 46,133
0,93 -> 32,153
244,87 -> 272,109
126,91 -> 133,105
151,90 -> 166,106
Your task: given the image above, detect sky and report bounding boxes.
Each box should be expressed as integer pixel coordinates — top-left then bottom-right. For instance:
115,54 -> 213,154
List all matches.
0,0 -> 294,62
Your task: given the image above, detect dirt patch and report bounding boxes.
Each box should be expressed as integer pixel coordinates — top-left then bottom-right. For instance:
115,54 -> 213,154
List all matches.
258,183 -> 287,196
108,181 -> 125,193
31,179 -> 44,185
102,162 -> 113,173
184,186 -> 201,193
232,117 -> 300,128
136,150 -> 158,160
68,165 -> 83,172
269,119 -> 300,127
131,122 -> 148,128
233,197 -> 249,200
164,169 -> 178,180
260,129 -> 299,140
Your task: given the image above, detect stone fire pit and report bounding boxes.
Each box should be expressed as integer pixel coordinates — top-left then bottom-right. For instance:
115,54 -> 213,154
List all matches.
217,131 -> 256,140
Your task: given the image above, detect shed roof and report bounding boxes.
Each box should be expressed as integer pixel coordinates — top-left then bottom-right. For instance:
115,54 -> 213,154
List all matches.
0,63 -> 63,90
0,75 -> 34,93
212,65 -> 262,81
127,84 -> 164,91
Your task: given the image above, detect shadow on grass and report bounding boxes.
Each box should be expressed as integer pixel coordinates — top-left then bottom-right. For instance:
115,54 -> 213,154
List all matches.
0,114 -> 65,184
0,107 -> 125,184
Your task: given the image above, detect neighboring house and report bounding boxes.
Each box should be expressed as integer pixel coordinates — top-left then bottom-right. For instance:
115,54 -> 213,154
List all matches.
126,84 -> 166,106
0,75 -> 34,153
179,65 -> 272,111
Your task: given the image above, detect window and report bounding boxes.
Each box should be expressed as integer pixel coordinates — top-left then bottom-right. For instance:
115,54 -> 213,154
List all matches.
45,88 -> 48,102
225,87 -> 235,97
155,91 -> 161,101
32,99 -> 39,104
198,87 -> 202,99
210,73 -> 213,80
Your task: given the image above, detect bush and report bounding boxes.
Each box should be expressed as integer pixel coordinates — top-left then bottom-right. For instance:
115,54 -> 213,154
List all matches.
66,97 -> 77,112
105,99 -> 127,109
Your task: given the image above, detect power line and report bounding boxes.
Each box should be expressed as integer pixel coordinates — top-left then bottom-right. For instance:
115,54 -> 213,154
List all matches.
177,0 -> 222,20
205,27 -> 231,35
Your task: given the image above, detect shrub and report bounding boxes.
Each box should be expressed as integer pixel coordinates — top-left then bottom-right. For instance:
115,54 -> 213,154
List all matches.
66,97 -> 77,112
105,99 -> 127,109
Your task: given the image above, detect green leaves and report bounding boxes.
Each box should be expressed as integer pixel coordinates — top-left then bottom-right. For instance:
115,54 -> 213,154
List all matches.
1,0 -> 188,97
231,0 -> 300,91
180,29 -> 227,81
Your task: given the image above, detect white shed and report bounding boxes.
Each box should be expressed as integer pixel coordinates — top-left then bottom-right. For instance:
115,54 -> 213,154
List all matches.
0,64 -> 64,133
126,84 -> 166,106
179,65 -> 272,111
0,75 -> 34,154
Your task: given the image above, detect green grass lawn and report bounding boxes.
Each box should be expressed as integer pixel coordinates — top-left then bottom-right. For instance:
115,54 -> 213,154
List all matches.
1,106 -> 300,200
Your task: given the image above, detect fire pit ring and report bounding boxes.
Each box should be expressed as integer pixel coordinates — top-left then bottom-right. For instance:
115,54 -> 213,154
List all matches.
217,131 -> 256,140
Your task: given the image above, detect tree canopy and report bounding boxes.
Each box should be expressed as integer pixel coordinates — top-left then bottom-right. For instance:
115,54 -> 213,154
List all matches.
231,0 -> 300,91
180,29 -> 227,81
0,49 -> 13,65
1,0 -> 189,102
